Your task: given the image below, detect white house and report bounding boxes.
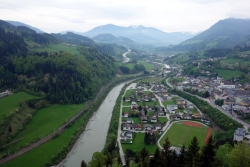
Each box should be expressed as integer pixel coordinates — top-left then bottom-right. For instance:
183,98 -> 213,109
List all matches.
219,80 -> 235,89
167,105 -> 178,114
233,128 -> 246,142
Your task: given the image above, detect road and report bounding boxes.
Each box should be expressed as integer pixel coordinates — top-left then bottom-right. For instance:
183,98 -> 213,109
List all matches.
122,49 -> 131,63
166,78 -> 250,130
117,83 -> 137,166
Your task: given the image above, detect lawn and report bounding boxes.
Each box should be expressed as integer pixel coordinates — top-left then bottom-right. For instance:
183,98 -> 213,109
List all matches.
124,89 -> 136,97
122,133 -> 157,154
122,117 -> 140,124
0,92 -> 36,122
1,112 -> 87,167
162,100 -> 175,107
138,77 -> 162,83
123,101 -> 131,106
0,104 -> 84,156
158,117 -> 168,123
30,43 -> 81,55
214,69 -> 243,80
160,122 -> 213,148
122,107 -> 131,113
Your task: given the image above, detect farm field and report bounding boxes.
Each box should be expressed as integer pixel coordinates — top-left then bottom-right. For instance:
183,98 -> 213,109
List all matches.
0,92 -> 36,122
30,43 -> 81,55
137,60 -> 155,71
122,133 -> 157,154
0,104 -> 84,157
214,69 -> 243,80
220,58 -> 243,65
160,121 -> 213,148
1,113 -> 87,167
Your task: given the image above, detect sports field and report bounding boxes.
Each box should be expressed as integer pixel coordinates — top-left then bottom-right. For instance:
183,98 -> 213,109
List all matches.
160,121 -> 213,148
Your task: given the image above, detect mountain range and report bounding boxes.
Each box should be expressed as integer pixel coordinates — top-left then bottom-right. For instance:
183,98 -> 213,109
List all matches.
155,18 -> 250,51
81,24 -> 197,46
7,20 -> 44,33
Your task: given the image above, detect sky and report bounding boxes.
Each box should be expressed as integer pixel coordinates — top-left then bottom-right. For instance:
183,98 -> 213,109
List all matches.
0,0 -> 250,33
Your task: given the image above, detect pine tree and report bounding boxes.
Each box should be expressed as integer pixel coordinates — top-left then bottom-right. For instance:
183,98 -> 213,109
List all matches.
178,145 -> 187,167
200,135 -> 215,167
186,136 -> 200,167
161,138 -> 173,166
81,160 -> 87,167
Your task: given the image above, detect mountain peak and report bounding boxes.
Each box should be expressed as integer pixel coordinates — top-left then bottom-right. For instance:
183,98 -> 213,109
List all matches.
129,25 -> 143,29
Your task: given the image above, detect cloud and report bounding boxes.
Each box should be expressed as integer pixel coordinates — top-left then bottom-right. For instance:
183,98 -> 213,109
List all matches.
0,0 -> 250,33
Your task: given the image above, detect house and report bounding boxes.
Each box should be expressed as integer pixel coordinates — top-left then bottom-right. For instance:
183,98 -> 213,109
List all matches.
150,115 -> 157,123
144,124 -> 153,130
134,124 -> 142,131
233,128 -> 246,142
220,80 -> 235,89
124,112 -> 130,117
170,114 -> 181,120
126,118 -> 133,123
154,123 -> 162,130
123,123 -> 132,131
201,118 -> 210,124
193,113 -> 201,119
182,114 -> 192,120
177,99 -> 186,108
125,131 -> 133,139
141,116 -> 148,123
158,110 -> 165,116
167,105 -> 178,114
125,97 -> 131,102
131,101 -> 138,109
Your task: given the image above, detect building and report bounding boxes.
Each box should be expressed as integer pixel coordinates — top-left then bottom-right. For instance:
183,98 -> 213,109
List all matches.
233,128 -> 246,141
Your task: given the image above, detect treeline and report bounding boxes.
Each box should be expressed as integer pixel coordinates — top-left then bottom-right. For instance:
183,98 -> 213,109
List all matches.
0,50 -> 116,104
87,136 -> 250,167
172,89 -> 242,140
183,88 -> 210,98
119,64 -> 146,74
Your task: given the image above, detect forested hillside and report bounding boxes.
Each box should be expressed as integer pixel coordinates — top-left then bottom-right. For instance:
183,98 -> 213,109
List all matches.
0,20 -> 117,104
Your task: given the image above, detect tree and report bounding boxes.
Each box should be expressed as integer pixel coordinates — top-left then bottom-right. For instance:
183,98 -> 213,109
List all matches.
8,126 -> 12,133
177,145 -> 187,167
161,138 -> 173,166
186,136 -> 200,167
214,143 -> 232,167
227,142 -> 250,167
88,152 -> 106,167
105,153 -> 113,167
81,160 -> 87,167
200,135 -> 215,167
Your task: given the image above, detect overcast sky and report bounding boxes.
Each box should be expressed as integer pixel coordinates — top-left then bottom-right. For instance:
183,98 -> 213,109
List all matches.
0,0 -> 250,33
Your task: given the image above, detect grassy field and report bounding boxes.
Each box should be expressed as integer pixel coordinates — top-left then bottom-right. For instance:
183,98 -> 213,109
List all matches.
137,61 -> 155,71
241,60 -> 250,67
162,100 -> 175,107
122,107 -> 131,113
0,92 -> 36,122
158,117 -> 168,123
214,69 -> 243,80
30,43 -> 81,55
0,104 -> 84,156
1,112 -> 87,167
220,58 -> 243,65
137,77 -> 162,83
137,101 -> 160,106
160,122 -> 212,148
122,133 -> 157,154
124,89 -> 136,97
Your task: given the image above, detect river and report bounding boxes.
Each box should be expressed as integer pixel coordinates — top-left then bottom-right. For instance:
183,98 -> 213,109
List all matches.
60,83 -> 125,167
122,49 -> 131,63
